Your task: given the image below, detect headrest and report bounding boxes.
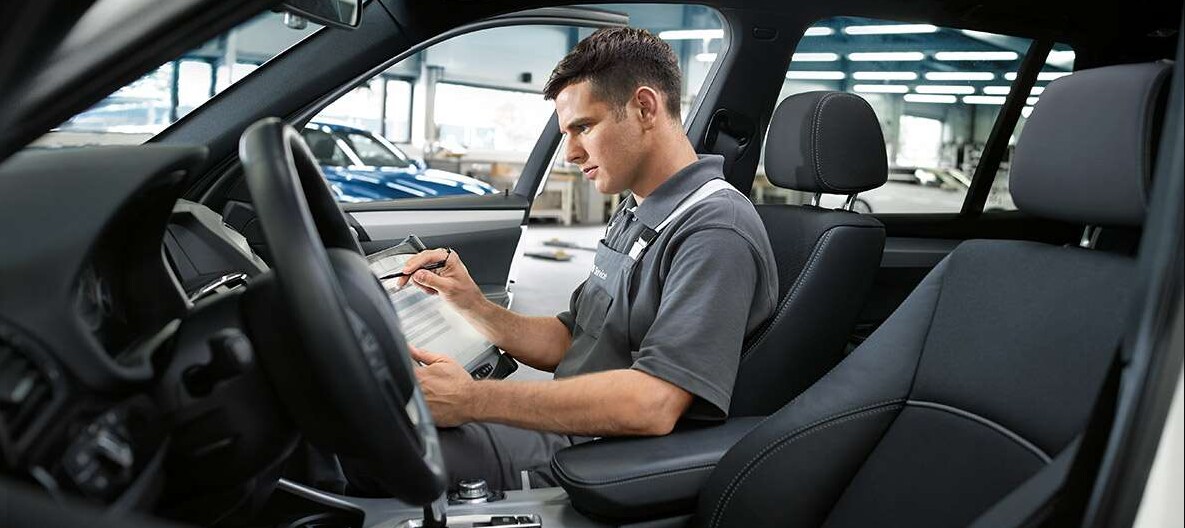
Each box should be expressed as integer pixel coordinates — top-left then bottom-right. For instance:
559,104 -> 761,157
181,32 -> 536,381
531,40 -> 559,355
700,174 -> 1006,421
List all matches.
1012,62 -> 1171,227
764,91 -> 888,194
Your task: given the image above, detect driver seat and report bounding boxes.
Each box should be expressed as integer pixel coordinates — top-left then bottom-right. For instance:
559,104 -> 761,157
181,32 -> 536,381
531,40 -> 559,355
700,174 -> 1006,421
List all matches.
694,61 -> 1171,527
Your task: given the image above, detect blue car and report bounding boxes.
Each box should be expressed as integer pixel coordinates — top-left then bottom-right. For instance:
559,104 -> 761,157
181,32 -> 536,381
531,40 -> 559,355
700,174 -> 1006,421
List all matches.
301,122 -> 498,202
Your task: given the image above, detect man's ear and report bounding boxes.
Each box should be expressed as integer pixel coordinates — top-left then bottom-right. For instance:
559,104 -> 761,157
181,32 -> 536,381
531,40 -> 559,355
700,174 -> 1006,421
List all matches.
633,86 -> 662,129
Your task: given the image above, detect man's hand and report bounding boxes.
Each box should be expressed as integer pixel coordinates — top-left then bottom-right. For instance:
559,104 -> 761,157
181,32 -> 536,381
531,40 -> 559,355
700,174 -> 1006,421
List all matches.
397,248 -> 485,312
409,345 -> 477,428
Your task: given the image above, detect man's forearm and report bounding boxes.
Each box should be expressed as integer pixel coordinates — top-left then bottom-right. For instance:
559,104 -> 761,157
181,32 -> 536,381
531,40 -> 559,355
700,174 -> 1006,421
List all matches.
461,299 -> 571,371
467,369 -> 692,436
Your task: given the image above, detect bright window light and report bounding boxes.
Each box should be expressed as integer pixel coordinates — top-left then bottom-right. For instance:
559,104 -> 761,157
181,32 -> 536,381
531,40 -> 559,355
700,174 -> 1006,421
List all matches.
847,52 -> 925,61
924,72 -> 995,81
844,24 -> 939,35
1005,71 -> 1072,81
933,51 -> 1019,61
792,52 -> 840,62
904,94 -> 957,104
963,95 -> 1007,105
804,27 -> 834,37
852,71 -> 918,81
1026,96 -> 1039,105
1021,106 -> 1035,118
786,71 -> 846,80
695,53 -> 718,62
915,85 -> 976,94
1047,50 -> 1076,63
658,29 -> 724,40
853,84 -> 910,93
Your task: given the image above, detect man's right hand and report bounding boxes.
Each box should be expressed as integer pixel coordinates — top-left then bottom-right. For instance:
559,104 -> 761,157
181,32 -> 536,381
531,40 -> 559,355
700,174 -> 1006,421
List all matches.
397,248 -> 485,312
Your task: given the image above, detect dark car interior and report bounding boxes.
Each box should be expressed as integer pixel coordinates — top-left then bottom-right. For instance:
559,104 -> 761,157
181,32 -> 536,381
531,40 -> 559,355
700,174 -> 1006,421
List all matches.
0,0 -> 1182,527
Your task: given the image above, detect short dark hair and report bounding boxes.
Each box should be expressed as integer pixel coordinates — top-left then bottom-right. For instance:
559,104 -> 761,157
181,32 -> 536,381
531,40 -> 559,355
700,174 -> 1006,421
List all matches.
544,27 -> 682,120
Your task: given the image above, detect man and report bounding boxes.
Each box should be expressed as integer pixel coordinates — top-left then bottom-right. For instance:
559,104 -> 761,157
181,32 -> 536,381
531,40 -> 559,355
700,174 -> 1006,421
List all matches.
384,27 -> 777,491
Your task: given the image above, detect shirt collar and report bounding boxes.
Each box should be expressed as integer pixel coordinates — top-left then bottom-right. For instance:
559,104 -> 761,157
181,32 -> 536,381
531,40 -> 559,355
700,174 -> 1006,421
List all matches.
632,155 -> 725,227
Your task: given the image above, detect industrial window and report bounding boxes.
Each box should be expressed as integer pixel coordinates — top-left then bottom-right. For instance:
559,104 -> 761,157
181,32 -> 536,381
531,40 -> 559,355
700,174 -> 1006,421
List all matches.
34,12 -> 319,149
753,16 -> 1074,214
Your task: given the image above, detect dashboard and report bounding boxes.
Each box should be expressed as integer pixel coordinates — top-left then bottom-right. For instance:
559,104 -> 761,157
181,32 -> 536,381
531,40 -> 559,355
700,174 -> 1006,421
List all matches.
0,145 -> 290,520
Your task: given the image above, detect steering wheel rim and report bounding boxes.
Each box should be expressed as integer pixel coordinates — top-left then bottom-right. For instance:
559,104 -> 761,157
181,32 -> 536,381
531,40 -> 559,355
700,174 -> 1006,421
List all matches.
239,117 -> 447,503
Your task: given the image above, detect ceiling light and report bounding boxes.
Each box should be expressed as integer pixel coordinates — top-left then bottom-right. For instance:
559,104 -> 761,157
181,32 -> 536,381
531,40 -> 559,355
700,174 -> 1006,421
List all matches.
853,84 -> 910,93
1021,106 -> 1034,118
925,72 -> 995,81
915,85 -> 976,94
792,52 -> 840,62
1005,71 -> 1072,81
852,71 -> 918,80
933,51 -> 1019,61
695,53 -> 717,62
1026,96 -> 1039,105
963,95 -> 1007,105
804,27 -> 834,37
1031,86 -> 1045,95
658,29 -> 724,40
904,94 -> 957,103
786,71 -> 846,80
847,52 -> 925,61
982,85 -> 1011,95
844,24 -> 939,35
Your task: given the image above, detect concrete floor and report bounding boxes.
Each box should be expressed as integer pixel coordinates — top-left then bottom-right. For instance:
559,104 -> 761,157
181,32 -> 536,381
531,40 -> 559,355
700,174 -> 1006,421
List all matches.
505,222 -> 605,380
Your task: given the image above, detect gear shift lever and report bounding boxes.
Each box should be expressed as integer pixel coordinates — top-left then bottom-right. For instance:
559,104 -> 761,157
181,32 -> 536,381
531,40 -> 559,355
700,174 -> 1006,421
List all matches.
422,495 -> 447,527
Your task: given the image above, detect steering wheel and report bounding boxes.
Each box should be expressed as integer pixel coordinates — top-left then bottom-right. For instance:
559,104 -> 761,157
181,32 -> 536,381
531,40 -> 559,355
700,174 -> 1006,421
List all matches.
238,117 -> 447,503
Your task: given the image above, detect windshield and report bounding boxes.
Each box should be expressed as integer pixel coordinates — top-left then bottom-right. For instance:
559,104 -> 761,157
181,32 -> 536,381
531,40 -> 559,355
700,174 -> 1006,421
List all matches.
28,12 -> 320,150
344,131 -> 412,168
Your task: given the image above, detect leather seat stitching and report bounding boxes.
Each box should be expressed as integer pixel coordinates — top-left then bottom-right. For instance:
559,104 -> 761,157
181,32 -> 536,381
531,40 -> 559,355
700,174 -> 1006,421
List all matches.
905,400 -> 1052,463
742,228 -> 838,357
707,400 -> 905,528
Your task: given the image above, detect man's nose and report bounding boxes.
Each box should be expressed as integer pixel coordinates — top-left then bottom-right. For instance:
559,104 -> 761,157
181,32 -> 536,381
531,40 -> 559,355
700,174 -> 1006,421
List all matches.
565,139 -> 586,165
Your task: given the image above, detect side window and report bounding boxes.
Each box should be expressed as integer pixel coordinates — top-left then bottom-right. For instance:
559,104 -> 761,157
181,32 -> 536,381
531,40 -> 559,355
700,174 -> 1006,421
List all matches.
309,4 -> 725,205
756,17 -> 1073,214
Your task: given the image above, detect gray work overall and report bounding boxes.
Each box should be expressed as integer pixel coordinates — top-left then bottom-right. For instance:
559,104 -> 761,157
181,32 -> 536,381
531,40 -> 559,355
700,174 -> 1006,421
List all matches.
556,178 -> 742,376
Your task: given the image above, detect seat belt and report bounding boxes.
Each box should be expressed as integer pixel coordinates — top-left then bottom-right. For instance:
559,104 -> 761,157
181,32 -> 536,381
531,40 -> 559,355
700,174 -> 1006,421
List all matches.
967,352 -> 1124,528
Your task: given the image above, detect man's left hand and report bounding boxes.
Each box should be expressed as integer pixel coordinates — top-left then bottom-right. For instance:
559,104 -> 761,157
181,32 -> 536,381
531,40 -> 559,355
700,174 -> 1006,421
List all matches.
409,345 -> 476,428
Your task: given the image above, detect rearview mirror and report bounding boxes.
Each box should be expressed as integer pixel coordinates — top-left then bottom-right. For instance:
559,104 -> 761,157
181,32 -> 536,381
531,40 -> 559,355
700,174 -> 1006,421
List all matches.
282,0 -> 361,29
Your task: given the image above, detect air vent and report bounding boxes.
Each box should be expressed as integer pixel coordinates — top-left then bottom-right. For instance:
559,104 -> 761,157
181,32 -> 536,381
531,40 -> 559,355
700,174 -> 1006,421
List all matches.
0,331 -> 56,446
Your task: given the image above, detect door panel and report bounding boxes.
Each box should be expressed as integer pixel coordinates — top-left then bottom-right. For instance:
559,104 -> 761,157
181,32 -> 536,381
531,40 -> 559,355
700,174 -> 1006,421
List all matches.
358,225 -> 524,294
350,208 -> 526,240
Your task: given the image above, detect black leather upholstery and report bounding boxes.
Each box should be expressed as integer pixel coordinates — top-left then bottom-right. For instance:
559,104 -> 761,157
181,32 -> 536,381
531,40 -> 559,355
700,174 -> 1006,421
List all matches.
730,207 -> 884,416
764,91 -> 889,194
693,62 -> 1166,528
551,418 -> 762,523
1012,62 -> 1170,227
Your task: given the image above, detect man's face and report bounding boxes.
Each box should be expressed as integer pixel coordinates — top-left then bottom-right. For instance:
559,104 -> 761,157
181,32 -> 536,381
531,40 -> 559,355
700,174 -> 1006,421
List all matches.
555,81 -> 646,195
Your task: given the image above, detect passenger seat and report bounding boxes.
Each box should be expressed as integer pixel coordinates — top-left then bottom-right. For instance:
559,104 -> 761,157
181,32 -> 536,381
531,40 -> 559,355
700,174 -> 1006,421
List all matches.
732,91 -> 888,416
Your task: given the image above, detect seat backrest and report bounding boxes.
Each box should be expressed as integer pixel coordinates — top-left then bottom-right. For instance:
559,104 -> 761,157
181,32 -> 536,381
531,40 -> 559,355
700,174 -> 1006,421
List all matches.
731,92 -> 888,416
698,61 -> 1171,527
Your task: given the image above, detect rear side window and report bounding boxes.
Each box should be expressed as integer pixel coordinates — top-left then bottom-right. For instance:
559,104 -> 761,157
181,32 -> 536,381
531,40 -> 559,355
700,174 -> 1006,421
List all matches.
755,17 -> 1074,214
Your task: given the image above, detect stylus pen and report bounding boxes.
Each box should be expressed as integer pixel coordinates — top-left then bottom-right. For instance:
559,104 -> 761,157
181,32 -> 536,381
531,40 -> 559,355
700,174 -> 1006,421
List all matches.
379,259 -> 447,281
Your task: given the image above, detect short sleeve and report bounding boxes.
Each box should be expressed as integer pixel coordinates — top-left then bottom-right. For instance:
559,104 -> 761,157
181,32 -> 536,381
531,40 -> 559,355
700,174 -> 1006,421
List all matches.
630,227 -> 763,421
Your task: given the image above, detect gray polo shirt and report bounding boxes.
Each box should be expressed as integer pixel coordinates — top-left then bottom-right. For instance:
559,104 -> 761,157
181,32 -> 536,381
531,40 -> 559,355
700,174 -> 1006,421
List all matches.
555,155 -> 778,420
